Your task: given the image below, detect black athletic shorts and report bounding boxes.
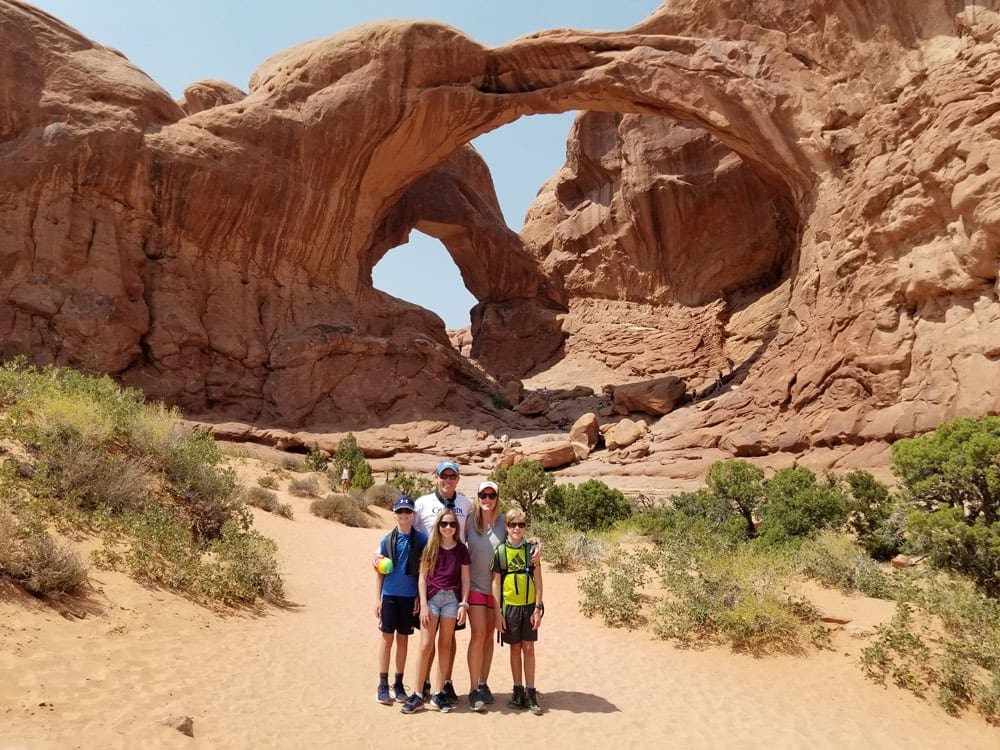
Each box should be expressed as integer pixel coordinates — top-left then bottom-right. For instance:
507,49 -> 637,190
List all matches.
380,594 -> 418,635
500,603 -> 538,645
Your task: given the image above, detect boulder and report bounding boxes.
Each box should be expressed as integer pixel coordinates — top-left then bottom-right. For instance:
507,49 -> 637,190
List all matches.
604,419 -> 645,450
611,377 -> 687,416
569,413 -> 600,450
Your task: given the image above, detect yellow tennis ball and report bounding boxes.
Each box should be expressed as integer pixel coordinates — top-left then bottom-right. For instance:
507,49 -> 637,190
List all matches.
376,557 -> 394,575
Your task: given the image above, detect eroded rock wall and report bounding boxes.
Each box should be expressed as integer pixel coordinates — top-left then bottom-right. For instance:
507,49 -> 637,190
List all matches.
1,0 -> 997,454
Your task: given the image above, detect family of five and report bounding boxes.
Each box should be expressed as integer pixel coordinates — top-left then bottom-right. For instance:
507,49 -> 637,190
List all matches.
374,461 -> 544,714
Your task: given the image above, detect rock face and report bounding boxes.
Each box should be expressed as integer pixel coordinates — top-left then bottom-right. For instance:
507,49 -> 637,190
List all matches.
1,1 -> 998,458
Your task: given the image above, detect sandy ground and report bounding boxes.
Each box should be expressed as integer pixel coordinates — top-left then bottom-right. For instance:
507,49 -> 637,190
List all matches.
1,461 -> 997,749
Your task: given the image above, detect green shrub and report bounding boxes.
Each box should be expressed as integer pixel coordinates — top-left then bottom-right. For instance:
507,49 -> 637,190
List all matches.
905,507 -> 1000,597
201,514 -> 284,604
30,430 -> 151,515
387,467 -> 434,499
652,536 -> 826,654
364,483 -> 398,510
578,548 -> 654,629
491,461 -> 554,522
543,479 -> 631,531
0,509 -> 88,596
860,603 -> 936,696
860,574 -> 1000,720
166,428 -> 239,540
329,434 -> 374,490
531,518 -> 605,570
311,494 -> 370,528
289,476 -> 322,498
243,486 -> 293,519
892,415 -> 1000,524
706,459 -> 765,538
302,445 -> 329,472
796,531 -> 896,599
257,474 -> 279,490
843,469 -> 907,560
757,468 -> 848,545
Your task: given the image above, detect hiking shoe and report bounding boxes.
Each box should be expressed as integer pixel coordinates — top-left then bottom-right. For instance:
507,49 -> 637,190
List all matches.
468,688 -> 486,712
526,687 -> 542,714
376,683 -> 392,705
442,681 -> 459,706
431,691 -> 453,714
400,694 -> 425,714
392,683 -> 408,703
508,685 -> 528,710
480,683 -> 495,704
421,681 -> 432,702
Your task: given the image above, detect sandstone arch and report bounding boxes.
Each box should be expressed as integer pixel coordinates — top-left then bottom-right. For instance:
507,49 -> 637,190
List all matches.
2,0 -> 998,453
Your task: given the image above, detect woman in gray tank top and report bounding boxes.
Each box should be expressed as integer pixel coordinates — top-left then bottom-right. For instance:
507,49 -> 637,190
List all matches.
464,481 -> 505,710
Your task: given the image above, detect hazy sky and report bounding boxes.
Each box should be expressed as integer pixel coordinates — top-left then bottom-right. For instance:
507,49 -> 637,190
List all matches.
29,1 -> 656,328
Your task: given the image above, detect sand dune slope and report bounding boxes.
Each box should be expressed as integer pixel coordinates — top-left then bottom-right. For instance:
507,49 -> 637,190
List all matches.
1,482 -> 996,749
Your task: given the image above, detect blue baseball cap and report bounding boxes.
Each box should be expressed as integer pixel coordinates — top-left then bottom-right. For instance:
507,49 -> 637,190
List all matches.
393,495 -> 415,512
435,460 -> 460,476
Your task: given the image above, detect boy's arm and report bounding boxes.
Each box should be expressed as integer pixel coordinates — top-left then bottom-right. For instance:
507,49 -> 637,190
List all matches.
531,562 -> 544,628
375,570 -> 384,617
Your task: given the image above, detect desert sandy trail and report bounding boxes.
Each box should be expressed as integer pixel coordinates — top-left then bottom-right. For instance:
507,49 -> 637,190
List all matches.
1,472 -> 997,749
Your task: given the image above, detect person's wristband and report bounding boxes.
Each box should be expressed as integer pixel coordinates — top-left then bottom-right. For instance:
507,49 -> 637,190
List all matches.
535,603 -> 544,614
457,601 -> 468,609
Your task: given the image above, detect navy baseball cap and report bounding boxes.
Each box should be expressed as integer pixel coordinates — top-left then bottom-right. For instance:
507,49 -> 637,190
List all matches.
393,495 -> 415,512
435,460 -> 460,476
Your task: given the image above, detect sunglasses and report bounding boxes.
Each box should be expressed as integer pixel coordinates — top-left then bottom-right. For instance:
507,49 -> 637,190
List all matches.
439,473 -> 459,480
507,522 -> 527,529
439,520 -> 458,528
394,508 -> 413,514
478,492 -> 497,499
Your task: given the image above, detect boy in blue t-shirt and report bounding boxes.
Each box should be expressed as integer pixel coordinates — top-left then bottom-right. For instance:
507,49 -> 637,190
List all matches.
375,495 -> 427,704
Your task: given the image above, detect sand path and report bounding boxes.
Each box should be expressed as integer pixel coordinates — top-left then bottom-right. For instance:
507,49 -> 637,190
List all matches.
1,470 -> 996,749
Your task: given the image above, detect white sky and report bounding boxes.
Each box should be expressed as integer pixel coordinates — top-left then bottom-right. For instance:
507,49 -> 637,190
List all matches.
28,1 -> 656,327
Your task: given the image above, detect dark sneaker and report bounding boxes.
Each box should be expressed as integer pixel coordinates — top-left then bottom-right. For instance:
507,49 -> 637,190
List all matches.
392,683 -> 408,703
468,688 -> 486,712
401,694 -> 425,714
526,688 -> 542,714
376,684 -> 391,705
431,692 -> 453,714
421,681 -> 432,702
442,681 -> 459,706
508,685 -> 528,710
480,683 -> 495,705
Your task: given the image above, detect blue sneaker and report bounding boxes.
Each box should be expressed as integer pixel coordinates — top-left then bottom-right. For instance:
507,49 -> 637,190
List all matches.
469,688 -> 486,712
442,681 -> 458,706
392,683 -> 408,703
432,692 -> 453,714
401,694 -> 425,714
376,684 -> 391,705
480,683 -> 495,704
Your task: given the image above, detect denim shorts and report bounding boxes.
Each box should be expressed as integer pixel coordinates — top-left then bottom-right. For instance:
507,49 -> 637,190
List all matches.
427,589 -> 459,619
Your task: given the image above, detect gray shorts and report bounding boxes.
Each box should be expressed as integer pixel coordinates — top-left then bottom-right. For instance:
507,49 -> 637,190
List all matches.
427,589 -> 459,619
501,604 -> 538,645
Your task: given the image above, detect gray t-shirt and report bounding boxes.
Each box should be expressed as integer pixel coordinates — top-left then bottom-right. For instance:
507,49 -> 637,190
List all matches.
465,512 -> 506,594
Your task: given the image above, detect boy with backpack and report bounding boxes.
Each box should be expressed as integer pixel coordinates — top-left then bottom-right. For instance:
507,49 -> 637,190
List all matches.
375,495 -> 427,704
491,508 -> 544,714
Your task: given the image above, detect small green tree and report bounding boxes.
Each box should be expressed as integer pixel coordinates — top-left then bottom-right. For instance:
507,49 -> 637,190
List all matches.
843,470 -> 905,560
543,479 -> 632,531
387,466 -> 434,498
706,459 -> 765,538
491,460 -> 554,522
757,468 -> 848,546
892,416 -> 1000,524
329,434 -> 373,490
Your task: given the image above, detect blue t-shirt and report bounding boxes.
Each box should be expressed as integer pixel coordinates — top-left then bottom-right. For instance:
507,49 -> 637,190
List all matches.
379,528 -> 427,597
